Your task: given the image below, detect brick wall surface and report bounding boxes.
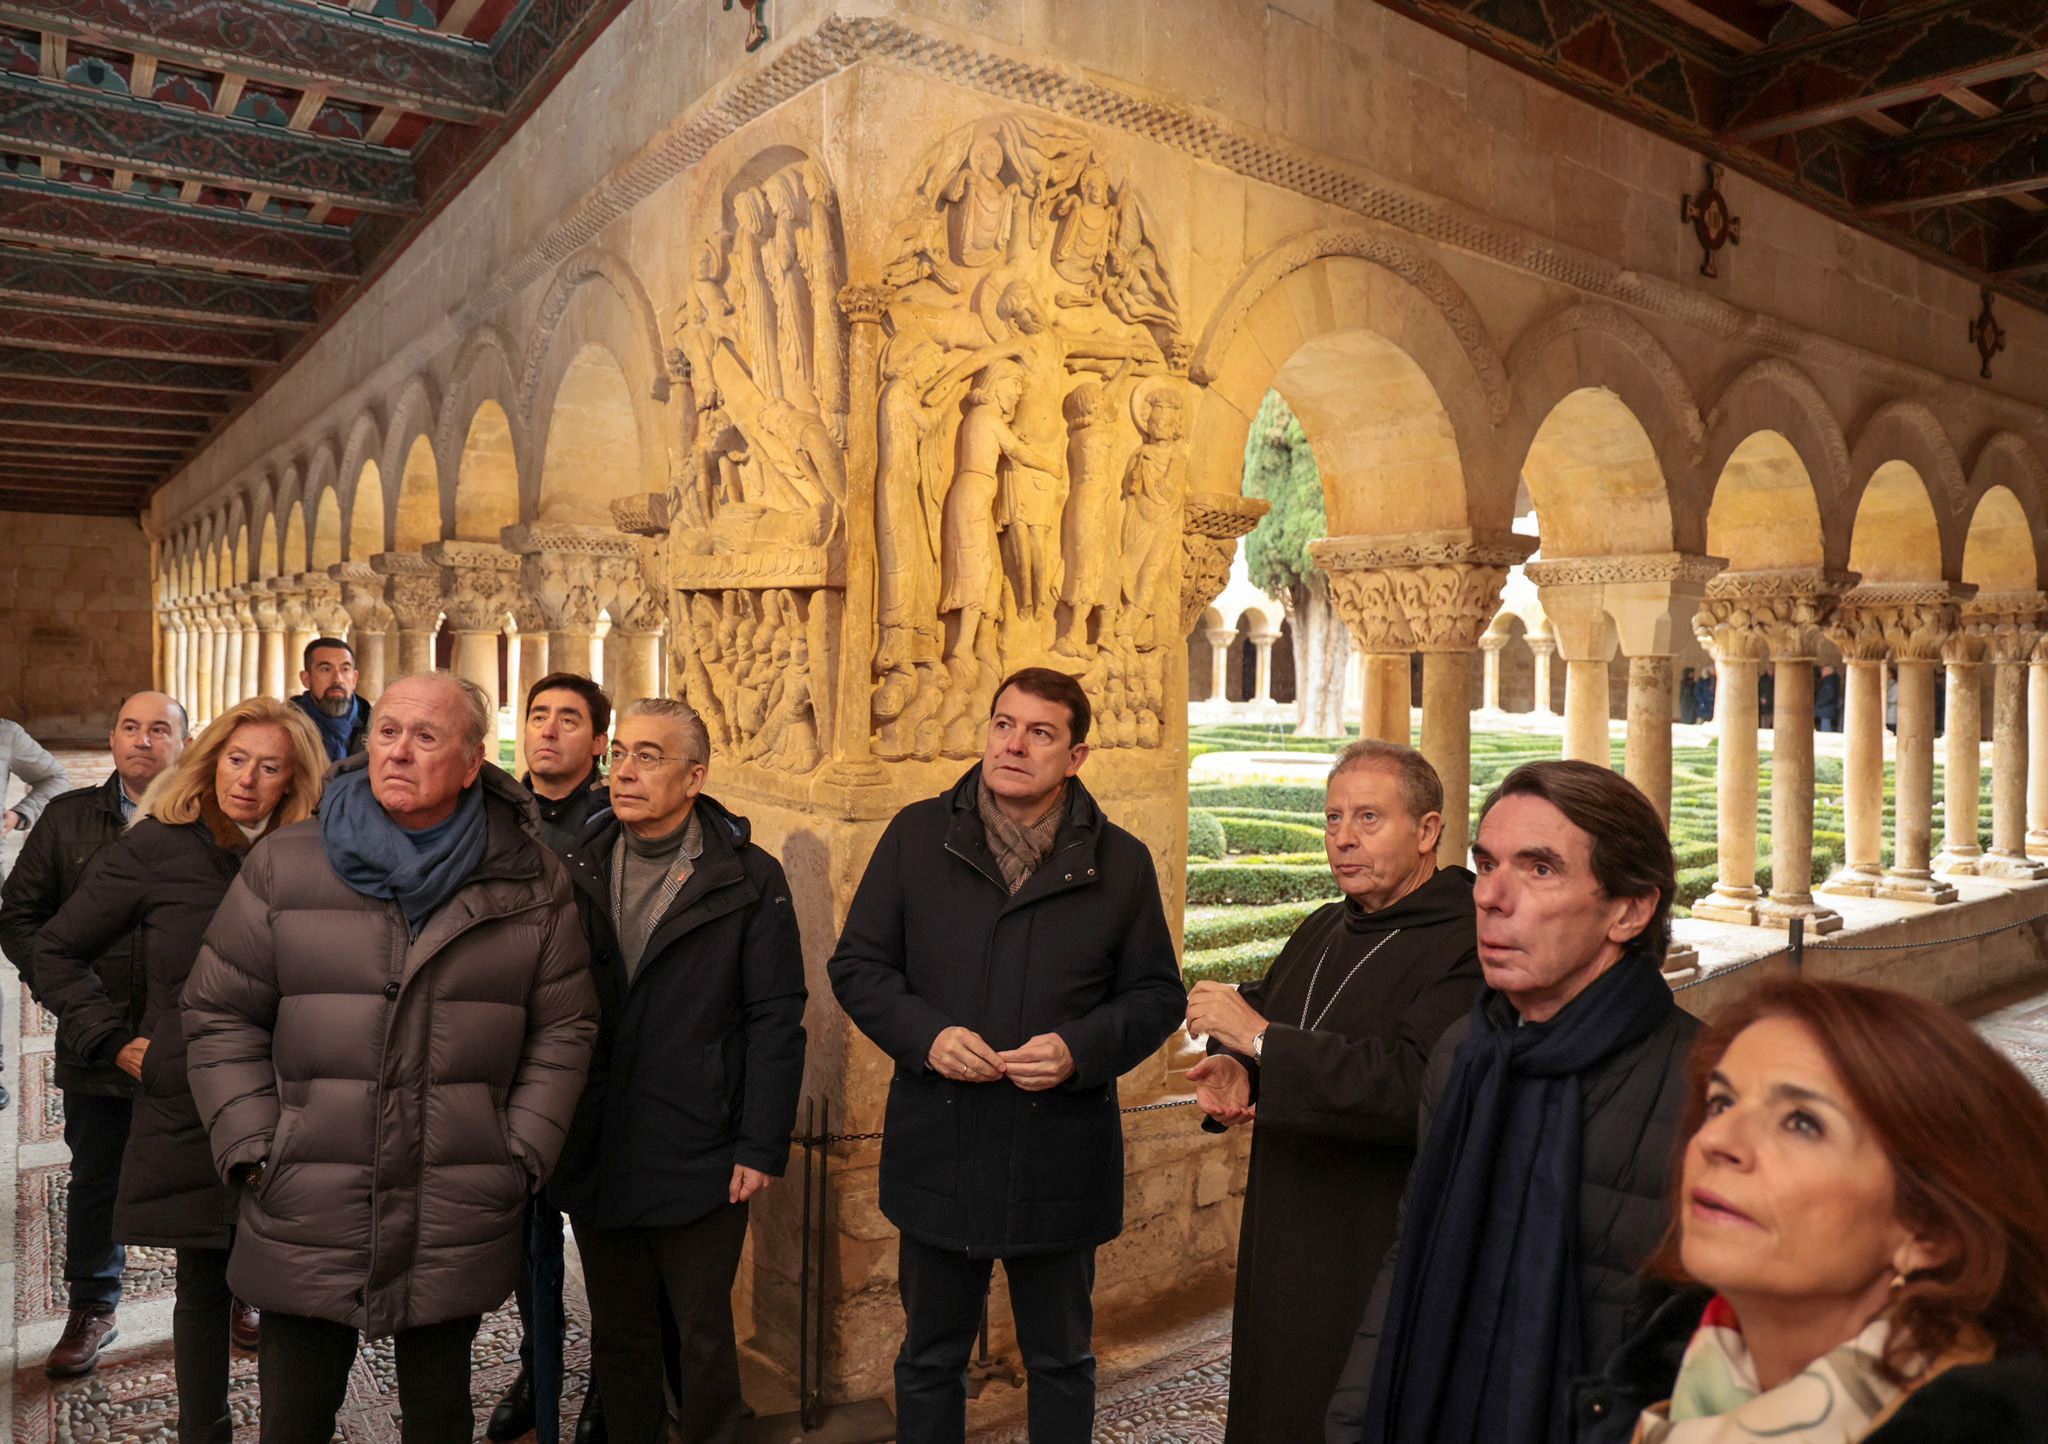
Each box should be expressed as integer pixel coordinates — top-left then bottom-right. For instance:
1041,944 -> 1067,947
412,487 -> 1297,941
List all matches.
0,510 -> 154,739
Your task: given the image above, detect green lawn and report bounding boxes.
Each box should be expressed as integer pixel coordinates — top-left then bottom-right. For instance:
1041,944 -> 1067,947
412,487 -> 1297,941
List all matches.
1182,721 -> 1990,985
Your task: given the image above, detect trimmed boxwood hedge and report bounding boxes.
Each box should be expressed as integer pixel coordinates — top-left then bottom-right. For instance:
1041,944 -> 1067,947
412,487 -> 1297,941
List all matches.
1182,899 -> 1324,952
1220,817 -> 1326,854
1188,810 -> 1226,860
1187,863 -> 1340,906
1184,938 -> 1282,986
1189,782 -> 1328,812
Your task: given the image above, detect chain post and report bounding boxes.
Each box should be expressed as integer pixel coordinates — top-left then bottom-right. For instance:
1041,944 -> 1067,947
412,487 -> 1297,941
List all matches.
1789,916 -> 1804,973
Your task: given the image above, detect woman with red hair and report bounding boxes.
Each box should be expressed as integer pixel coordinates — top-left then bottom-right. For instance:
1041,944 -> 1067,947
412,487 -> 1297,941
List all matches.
1583,977 -> 2048,1441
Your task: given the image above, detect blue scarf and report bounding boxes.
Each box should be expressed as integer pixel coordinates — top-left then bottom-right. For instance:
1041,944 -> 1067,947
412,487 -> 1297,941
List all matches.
1363,953 -> 1677,1444
295,692 -> 360,762
319,765 -> 489,934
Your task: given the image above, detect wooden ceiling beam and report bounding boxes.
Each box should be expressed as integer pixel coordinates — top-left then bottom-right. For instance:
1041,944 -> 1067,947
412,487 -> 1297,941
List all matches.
1636,0 -> 1763,55
0,346 -> 250,394
0,494 -> 153,517
0,178 -> 357,283
1725,4 -> 2048,140
0,376 -> 228,415
1,436 -> 188,459
0,0 -> 503,121
0,402 -> 210,434
0,306 -> 278,365
0,74 -> 417,214
0,422 -> 201,450
1786,0 -> 1856,26
1858,111 -> 2048,212
0,246 -> 314,330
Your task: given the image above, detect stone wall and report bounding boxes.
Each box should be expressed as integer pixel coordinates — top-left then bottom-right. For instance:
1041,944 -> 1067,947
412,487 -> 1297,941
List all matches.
0,511 -> 154,738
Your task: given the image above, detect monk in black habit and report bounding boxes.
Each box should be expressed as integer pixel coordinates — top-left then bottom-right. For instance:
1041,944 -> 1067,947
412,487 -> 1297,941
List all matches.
1185,739 -> 1481,1444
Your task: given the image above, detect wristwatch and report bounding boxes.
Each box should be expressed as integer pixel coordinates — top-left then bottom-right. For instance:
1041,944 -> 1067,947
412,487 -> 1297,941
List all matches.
1251,1029 -> 1268,1062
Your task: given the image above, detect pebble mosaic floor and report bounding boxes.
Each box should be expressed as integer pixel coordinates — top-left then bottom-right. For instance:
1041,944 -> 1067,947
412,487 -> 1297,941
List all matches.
9,751 -> 2048,1440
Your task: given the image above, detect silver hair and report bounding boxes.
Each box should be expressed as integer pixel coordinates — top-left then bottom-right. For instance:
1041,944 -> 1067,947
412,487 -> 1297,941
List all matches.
375,671 -> 494,754
618,697 -> 712,766
1328,738 -> 1444,819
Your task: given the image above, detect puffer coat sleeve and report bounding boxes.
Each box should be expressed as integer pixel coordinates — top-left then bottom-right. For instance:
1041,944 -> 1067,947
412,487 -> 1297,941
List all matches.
502,870 -> 603,1189
181,846 -> 283,1178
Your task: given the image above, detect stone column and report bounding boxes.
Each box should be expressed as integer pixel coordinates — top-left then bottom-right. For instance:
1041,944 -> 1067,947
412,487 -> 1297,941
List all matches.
1478,632 -> 1507,712
333,562 -> 393,699
207,599 -> 231,724
1249,630 -> 1279,705
512,599 -> 550,710
426,541 -> 519,718
1968,594 -> 2048,879
2031,635 -> 2048,858
371,552 -> 443,675
1820,587 -> 1893,897
1527,634 -> 1557,716
1317,531 -> 1533,860
1936,623 -> 1988,877
502,524 -> 638,681
270,583 -> 311,702
222,593 -> 246,708
1689,628 -> 1761,925
236,595 -> 260,700
252,593 -> 285,701
604,563 -> 667,707
1625,657 -> 1674,821
1759,610 -> 1844,934
1851,585 -> 1968,904
1202,627 -> 1232,702
1385,549 -> 1524,866
165,609 -> 190,714
1528,577 -> 1617,766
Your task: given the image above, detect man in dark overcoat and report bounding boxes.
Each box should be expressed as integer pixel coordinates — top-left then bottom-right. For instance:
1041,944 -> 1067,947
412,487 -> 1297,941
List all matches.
829,667 -> 1186,1443
1184,738 -> 1480,1444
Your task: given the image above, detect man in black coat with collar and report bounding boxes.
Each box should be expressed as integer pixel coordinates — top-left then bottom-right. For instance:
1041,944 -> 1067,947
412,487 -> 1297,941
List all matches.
550,697 -> 806,1444
829,668 -> 1187,1444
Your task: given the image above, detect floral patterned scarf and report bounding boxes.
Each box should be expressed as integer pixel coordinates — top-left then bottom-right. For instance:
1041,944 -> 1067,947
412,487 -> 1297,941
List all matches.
1632,1296 -> 1985,1443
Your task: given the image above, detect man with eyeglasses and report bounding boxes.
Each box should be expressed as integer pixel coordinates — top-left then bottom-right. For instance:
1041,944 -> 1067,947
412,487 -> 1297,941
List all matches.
829,667 -> 1186,1443
2,691 -> 188,1375
549,698 -> 806,1444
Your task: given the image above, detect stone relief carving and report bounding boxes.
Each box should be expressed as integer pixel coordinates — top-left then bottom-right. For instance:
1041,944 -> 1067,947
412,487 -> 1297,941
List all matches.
868,114 -> 1190,760
1180,492 -> 1268,636
1693,569 -> 1858,663
1522,552 -> 1727,588
1962,592 -> 2047,666
666,151 -> 849,774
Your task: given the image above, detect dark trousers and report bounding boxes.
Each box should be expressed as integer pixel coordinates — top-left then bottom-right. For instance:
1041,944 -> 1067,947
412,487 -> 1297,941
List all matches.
256,1310 -> 480,1444
894,1237 -> 1096,1444
62,1091 -> 131,1312
173,1245 -> 233,1444
574,1203 -> 749,1444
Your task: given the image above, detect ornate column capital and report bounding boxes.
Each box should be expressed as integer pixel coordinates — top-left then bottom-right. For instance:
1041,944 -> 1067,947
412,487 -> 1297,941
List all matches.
1962,590 -> 2047,665
1312,529 -> 1536,655
1178,491 -> 1268,636
295,572 -> 348,635
330,561 -> 394,634
501,523 -> 639,632
1828,581 -> 1973,664
267,576 -> 311,631
838,281 -> 890,324
1693,568 -> 1859,663
608,493 -> 673,539
1523,550 -> 1728,590
424,541 -> 521,633
607,558 -> 668,635
249,591 -> 281,632
372,550 -> 445,633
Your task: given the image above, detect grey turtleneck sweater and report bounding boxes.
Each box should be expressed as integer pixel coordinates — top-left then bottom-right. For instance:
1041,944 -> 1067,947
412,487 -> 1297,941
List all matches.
612,810 -> 703,982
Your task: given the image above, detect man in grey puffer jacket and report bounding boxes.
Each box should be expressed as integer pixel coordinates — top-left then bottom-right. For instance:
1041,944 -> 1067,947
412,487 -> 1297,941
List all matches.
184,673 -> 597,1444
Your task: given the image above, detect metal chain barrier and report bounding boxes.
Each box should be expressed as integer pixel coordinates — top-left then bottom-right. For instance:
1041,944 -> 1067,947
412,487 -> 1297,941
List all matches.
1669,901 -> 2048,995
1801,906 -> 2048,952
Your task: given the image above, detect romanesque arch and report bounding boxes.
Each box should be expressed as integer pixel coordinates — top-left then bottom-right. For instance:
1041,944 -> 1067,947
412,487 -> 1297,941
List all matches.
452,400 -> 521,542
1703,430 -> 1830,570
1962,486 -> 2041,593
1961,433 -> 2048,588
1848,460 -> 1942,583
439,324 -> 528,528
1698,359 -> 1851,558
533,341 -> 656,525
517,246 -> 671,419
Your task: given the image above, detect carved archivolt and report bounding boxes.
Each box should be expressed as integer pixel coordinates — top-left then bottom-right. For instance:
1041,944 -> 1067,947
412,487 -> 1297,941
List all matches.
1705,358 -> 1849,500
667,147 -> 850,775
518,246 -> 673,420
1853,400 -> 1967,517
1509,303 -> 1705,455
864,114 -> 1191,760
1191,224 -> 1510,423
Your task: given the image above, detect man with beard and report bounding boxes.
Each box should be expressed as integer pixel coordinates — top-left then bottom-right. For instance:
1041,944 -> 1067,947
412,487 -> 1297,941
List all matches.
1185,739 -> 1481,1444
290,638 -> 370,762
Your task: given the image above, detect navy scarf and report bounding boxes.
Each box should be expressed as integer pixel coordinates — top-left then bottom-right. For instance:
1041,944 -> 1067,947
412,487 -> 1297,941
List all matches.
1363,952 -> 1676,1444
319,765 -> 489,934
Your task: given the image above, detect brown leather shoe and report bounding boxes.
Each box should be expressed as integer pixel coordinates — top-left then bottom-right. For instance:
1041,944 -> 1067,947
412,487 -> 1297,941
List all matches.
45,1307 -> 117,1377
230,1298 -> 260,1352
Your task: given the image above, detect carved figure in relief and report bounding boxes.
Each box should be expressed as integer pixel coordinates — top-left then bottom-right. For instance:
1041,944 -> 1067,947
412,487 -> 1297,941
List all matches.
797,159 -> 848,436
943,361 -> 1052,654
680,595 -> 733,751
941,136 -> 1013,268
1120,383 -> 1186,649
764,173 -> 816,412
1053,360 -> 1135,656
744,621 -> 822,772
1103,185 -> 1179,335
680,239 -> 738,414
1051,164 -> 1114,292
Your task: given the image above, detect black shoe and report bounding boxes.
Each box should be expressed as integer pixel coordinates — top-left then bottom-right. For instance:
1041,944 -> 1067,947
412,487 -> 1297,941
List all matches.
573,1388 -> 607,1444
486,1365 -> 536,1442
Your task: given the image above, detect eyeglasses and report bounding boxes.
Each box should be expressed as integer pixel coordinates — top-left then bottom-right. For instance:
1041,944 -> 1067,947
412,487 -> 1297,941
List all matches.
606,747 -> 700,771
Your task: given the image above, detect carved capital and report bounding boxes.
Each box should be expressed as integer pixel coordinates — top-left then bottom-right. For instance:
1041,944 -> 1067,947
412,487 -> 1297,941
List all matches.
609,492 -> 673,539
1179,491 -> 1268,635
249,594 -> 281,632
1389,562 -> 1515,653
425,541 -> 520,633
268,579 -> 311,632
330,562 -> 392,633
1693,568 -> 1858,662
607,560 -> 668,635
1522,551 -> 1727,589
1310,528 -> 1538,573
1326,567 -> 1414,655
1961,591 -> 2046,665
511,597 -> 548,634
838,282 -> 889,324
1827,582 -> 1972,664
386,576 -> 444,632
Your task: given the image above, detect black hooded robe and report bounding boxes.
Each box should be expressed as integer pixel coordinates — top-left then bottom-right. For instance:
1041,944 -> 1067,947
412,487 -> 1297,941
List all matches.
1217,866 -> 1483,1444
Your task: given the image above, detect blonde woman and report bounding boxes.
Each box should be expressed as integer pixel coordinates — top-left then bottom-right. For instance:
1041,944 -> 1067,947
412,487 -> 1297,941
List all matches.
36,697 -> 325,1444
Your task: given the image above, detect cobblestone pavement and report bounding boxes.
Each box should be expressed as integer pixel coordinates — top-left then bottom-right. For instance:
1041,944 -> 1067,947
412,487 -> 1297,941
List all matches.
9,753 -> 2048,1440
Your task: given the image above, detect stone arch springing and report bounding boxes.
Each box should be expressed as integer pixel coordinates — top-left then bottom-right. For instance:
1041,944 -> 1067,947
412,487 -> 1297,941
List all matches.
310,477 -> 344,571
1962,486 -> 2040,592
1698,359 -> 1851,563
438,324 -> 527,529
393,434 -> 440,549
1848,402 -> 1967,568
281,501 -> 308,574
453,400 -> 521,541
534,341 -> 657,524
1960,433 -> 2048,589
